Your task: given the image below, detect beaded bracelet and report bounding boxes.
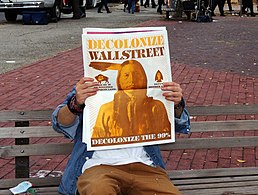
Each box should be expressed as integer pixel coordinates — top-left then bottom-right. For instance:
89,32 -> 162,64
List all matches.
174,99 -> 184,110
174,99 -> 185,118
67,95 -> 85,115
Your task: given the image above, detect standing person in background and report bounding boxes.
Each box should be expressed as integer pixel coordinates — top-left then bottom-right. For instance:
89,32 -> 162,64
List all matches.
98,0 -> 112,13
124,0 -> 128,11
72,0 -> 86,19
72,0 -> 81,19
128,0 -> 136,13
157,0 -> 164,14
226,0 -> 233,11
242,0 -> 255,16
79,0 -> 86,17
143,0 -> 157,8
211,0 -> 225,16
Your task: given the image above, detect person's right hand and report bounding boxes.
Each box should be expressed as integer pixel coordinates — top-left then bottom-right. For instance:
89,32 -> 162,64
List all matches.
75,77 -> 99,105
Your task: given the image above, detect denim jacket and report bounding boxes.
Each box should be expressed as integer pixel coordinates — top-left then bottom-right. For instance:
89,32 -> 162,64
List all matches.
52,88 -> 190,195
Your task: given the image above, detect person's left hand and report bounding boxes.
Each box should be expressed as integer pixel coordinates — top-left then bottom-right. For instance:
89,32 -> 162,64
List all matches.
161,82 -> 182,105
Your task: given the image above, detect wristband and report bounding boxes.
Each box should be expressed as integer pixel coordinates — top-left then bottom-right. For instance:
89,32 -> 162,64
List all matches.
174,98 -> 185,110
174,98 -> 185,118
67,95 -> 85,115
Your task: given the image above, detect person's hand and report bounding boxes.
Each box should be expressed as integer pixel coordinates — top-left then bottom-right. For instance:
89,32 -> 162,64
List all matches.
161,82 -> 182,106
75,77 -> 99,105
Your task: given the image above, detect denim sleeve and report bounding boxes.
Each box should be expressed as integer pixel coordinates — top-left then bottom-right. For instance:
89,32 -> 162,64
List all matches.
51,87 -> 80,139
175,107 -> 190,134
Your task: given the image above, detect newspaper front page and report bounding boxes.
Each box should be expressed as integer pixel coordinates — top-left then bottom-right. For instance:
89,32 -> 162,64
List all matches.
82,27 -> 174,151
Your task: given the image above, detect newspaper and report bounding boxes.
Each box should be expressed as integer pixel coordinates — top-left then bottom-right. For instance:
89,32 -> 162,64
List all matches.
82,27 -> 174,151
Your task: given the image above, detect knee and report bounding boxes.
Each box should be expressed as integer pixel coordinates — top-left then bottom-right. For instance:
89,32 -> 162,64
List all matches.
79,184 -> 117,195
77,175 -> 120,195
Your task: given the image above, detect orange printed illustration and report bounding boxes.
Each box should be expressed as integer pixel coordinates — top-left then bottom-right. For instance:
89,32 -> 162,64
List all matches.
90,60 -> 171,139
95,74 -> 109,84
155,70 -> 163,82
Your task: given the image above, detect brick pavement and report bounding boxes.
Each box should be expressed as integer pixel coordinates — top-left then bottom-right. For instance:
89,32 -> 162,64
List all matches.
1,11 -> 258,180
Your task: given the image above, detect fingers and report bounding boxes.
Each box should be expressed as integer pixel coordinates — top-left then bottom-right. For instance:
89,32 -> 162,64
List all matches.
78,77 -> 95,84
161,82 -> 182,105
76,77 -> 99,105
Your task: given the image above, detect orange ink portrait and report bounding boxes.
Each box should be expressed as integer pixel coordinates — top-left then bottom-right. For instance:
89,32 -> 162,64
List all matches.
90,60 -> 171,140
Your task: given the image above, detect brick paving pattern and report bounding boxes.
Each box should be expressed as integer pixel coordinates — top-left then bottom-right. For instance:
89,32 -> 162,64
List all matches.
1,8 -> 258,180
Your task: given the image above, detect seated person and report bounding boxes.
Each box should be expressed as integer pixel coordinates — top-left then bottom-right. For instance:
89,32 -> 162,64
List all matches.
52,76 -> 190,195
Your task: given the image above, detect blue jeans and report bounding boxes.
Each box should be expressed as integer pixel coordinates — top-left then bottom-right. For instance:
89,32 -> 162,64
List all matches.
128,0 -> 135,13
